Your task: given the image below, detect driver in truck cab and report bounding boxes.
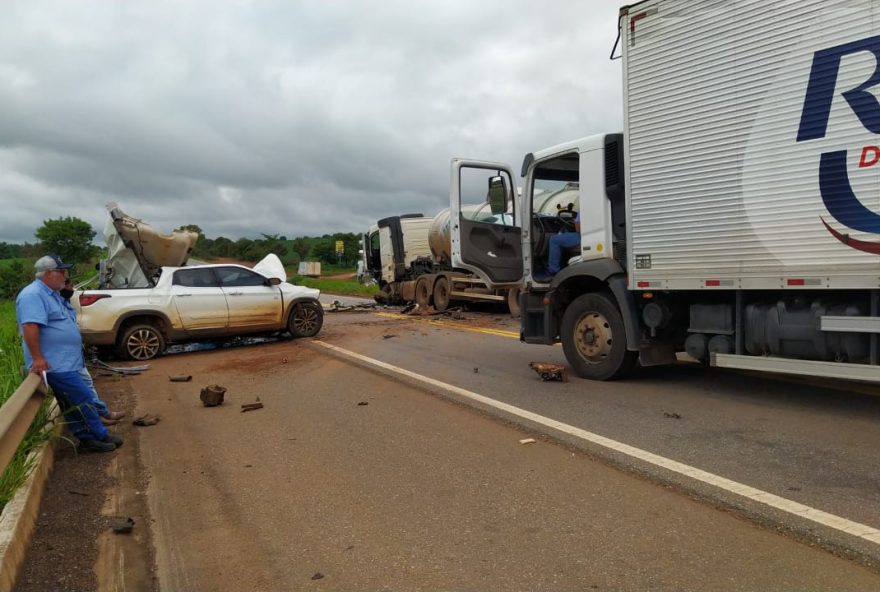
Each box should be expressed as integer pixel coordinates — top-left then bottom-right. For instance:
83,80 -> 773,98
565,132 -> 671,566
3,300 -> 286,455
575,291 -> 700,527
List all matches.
535,204 -> 580,282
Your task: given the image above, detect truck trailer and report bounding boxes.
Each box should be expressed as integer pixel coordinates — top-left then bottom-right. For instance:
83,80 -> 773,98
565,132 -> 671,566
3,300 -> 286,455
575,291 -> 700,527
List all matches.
447,0 -> 880,382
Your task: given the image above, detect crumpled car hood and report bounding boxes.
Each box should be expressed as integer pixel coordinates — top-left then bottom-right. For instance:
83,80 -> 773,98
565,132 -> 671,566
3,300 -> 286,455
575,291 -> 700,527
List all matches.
252,253 -> 286,281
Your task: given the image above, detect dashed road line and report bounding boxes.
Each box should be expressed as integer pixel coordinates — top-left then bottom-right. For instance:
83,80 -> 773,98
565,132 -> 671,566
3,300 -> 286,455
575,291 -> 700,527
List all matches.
315,341 -> 880,547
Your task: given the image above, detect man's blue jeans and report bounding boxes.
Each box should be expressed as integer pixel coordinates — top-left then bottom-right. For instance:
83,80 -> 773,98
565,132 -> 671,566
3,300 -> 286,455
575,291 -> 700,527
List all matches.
78,366 -> 109,417
547,232 -> 581,274
46,371 -> 108,441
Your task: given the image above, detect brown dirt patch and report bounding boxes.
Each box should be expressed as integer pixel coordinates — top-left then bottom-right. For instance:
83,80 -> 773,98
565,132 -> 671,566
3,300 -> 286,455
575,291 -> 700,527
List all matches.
12,374 -> 157,592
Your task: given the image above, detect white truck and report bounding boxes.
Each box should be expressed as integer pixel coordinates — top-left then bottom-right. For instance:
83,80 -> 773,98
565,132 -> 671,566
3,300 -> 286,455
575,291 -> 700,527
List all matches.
448,0 -> 880,382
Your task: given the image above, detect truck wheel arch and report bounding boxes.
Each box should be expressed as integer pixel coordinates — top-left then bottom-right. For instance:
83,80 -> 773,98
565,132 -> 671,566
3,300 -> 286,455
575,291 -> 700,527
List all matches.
552,260 -> 640,352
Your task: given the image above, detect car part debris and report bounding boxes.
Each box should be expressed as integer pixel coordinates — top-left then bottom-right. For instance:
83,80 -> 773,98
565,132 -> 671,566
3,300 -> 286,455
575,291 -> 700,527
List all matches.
169,374 -> 192,382
111,517 -> 135,534
528,362 -> 568,382
328,300 -> 378,313
200,385 -> 226,407
88,359 -> 149,375
383,334 -> 398,339
519,438 -> 537,445
357,401 -> 369,406
311,573 -> 325,581
241,402 -> 264,413
133,414 -> 161,426
663,412 -> 682,419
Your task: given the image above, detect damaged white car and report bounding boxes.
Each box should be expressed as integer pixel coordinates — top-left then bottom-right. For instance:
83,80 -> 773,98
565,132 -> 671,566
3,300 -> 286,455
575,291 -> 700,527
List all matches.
73,204 -> 323,360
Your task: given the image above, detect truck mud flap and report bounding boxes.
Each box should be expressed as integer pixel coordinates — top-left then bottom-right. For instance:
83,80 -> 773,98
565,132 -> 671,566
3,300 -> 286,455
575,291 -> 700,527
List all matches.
521,289 -> 556,344
608,275 -> 641,352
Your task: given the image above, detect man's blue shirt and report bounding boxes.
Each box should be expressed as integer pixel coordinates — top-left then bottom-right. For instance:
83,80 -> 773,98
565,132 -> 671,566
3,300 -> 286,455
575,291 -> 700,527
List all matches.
16,279 -> 84,373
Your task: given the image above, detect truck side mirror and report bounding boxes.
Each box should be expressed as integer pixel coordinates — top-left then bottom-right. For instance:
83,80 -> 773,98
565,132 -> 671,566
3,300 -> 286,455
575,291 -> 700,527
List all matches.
487,175 -> 508,216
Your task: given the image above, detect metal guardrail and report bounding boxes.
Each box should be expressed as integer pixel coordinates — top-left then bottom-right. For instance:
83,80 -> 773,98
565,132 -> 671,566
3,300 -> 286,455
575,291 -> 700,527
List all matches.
0,374 -> 47,477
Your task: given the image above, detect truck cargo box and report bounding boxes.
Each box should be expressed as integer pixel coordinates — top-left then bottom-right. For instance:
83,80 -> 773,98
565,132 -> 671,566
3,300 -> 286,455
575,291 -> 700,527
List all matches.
623,0 -> 880,290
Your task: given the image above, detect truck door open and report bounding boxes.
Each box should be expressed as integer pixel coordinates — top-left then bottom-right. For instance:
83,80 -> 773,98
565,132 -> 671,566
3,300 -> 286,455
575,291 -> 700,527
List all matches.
450,159 -> 523,287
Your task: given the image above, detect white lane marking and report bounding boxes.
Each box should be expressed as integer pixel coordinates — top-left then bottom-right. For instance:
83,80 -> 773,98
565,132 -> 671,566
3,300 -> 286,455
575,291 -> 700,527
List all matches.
316,341 -> 880,546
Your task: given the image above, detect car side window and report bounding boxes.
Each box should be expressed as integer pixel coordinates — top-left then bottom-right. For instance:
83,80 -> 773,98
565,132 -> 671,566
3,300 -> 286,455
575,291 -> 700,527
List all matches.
173,268 -> 220,288
215,267 -> 268,288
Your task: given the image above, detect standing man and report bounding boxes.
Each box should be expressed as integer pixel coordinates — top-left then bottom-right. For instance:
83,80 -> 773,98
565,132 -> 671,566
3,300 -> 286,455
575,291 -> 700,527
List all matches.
16,255 -> 123,452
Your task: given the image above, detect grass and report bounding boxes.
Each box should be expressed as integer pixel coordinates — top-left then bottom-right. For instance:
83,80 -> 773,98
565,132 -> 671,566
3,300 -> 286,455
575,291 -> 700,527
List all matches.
0,300 -> 57,511
291,275 -> 378,297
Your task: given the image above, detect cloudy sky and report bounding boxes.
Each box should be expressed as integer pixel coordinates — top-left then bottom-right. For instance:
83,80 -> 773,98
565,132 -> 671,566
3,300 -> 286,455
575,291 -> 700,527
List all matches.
0,0 -> 625,244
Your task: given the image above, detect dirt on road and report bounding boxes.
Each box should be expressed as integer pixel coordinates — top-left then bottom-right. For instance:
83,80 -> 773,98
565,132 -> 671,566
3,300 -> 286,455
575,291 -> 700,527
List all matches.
12,310 -> 880,591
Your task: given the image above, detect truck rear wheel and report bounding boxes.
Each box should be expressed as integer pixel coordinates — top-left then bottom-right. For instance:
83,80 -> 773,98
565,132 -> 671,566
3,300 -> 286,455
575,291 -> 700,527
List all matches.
288,301 -> 324,337
117,322 -> 165,361
433,277 -> 450,311
507,287 -> 521,318
415,278 -> 432,309
561,292 -> 635,380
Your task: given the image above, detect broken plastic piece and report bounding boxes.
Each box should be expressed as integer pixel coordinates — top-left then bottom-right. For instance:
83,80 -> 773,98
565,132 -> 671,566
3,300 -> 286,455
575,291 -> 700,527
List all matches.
200,385 -> 226,407
241,402 -> 264,413
528,362 -> 568,382
132,414 -> 161,426
519,438 -> 537,445
169,375 -> 192,382
111,517 -> 135,534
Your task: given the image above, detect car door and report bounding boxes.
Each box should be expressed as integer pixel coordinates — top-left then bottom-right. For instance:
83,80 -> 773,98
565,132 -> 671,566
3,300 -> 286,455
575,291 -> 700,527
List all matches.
450,159 -> 523,287
214,266 -> 283,328
171,268 -> 229,332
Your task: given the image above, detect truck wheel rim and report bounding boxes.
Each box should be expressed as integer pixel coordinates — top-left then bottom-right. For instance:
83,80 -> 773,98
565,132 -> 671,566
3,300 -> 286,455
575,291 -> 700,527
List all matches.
574,312 -> 612,362
128,329 -> 160,359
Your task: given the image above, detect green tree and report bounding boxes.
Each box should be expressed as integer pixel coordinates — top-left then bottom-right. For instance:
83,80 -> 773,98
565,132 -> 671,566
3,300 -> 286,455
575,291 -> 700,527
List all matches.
291,238 -> 311,261
35,217 -> 98,264
0,260 -> 31,299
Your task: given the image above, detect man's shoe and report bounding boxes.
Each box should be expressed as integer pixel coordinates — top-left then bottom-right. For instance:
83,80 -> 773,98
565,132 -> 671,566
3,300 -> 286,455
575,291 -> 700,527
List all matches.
79,438 -> 116,453
106,410 -> 126,420
100,416 -> 119,426
104,434 -> 124,448
532,271 -> 554,283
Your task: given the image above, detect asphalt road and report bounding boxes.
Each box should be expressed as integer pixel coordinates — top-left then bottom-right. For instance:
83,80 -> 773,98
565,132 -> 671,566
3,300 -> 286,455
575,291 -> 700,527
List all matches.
107,305 -> 880,590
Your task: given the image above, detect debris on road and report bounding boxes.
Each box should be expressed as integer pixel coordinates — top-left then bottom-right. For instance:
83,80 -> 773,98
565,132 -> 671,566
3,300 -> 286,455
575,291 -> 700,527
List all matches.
111,517 -> 135,534
169,374 -> 193,382
241,402 -> 264,413
383,333 -> 398,339
357,401 -> 369,406
528,362 -> 568,382
473,367 -> 479,373
664,412 -> 682,419
519,438 -> 537,445
200,385 -> 226,407
89,359 -> 149,375
311,573 -> 325,581
133,414 -> 161,426
68,490 -> 90,497
328,300 -> 377,313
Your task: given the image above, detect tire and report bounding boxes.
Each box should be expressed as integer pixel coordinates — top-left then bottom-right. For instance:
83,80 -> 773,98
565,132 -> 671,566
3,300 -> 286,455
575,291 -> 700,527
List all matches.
506,287 -> 521,318
415,278 -> 433,308
561,292 -> 636,380
117,323 -> 165,361
288,301 -> 324,338
433,276 -> 450,312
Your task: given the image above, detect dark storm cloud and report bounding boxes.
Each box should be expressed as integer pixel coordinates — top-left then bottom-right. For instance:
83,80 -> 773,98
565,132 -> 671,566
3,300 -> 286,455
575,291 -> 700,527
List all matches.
0,0 -> 623,243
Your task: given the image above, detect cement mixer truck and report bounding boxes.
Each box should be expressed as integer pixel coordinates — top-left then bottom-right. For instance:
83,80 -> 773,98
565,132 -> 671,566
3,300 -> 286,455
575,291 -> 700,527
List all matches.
363,205 -> 522,315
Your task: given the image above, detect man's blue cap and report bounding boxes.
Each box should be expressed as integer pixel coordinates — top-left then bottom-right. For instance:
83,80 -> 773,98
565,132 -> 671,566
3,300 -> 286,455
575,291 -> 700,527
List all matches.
34,255 -> 73,272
